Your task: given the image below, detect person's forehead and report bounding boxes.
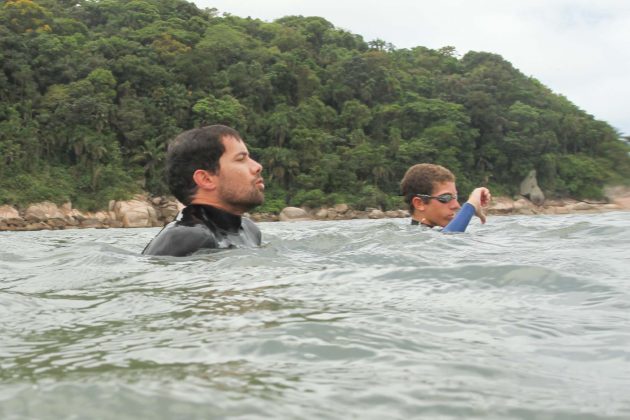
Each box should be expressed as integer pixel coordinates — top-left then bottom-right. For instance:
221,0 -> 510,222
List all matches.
432,181 -> 457,194
221,135 -> 247,155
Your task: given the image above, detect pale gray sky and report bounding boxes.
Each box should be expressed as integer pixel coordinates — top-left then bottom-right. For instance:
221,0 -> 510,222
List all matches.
193,0 -> 630,135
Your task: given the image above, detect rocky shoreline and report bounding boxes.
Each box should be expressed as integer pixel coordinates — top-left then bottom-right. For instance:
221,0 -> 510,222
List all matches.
1,187 -> 629,232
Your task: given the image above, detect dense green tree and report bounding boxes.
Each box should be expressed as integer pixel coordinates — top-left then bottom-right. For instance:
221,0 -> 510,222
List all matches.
1,0 -> 628,211
192,94 -> 246,128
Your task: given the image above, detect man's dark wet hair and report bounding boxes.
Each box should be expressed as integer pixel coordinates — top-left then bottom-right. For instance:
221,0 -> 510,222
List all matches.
166,125 -> 242,205
400,163 -> 456,213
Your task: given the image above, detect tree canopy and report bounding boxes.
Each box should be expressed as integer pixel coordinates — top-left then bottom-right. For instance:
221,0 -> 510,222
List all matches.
1,0 -> 629,211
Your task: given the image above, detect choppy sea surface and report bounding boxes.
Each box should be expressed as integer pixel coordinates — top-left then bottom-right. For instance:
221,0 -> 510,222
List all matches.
1,212 -> 630,419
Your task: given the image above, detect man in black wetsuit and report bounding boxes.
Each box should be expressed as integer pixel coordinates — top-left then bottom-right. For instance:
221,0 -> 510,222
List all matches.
142,125 -> 265,256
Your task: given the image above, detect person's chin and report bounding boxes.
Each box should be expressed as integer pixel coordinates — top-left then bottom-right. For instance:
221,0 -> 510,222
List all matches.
252,193 -> 265,207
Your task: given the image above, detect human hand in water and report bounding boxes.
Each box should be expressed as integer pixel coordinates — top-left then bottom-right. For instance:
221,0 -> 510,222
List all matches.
467,187 -> 492,224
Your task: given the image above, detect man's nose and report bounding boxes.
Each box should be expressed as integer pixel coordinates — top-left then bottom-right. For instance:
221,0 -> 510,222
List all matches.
251,159 -> 262,174
451,200 -> 461,209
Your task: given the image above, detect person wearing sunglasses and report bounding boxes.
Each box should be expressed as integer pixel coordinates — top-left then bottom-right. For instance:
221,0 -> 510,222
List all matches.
400,163 -> 491,232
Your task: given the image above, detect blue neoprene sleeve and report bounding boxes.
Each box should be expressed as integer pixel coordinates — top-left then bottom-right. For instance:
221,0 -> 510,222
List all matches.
442,202 -> 475,233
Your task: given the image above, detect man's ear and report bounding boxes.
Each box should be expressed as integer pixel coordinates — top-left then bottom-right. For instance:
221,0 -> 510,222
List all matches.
192,169 -> 217,191
411,196 -> 425,211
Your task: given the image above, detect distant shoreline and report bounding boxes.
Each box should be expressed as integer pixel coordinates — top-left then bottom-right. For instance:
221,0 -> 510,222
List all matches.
2,187 -> 629,231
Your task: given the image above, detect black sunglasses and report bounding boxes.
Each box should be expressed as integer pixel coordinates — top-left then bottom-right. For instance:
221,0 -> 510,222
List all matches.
416,193 -> 458,204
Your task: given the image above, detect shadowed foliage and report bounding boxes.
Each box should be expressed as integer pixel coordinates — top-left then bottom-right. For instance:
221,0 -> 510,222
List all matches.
1,0 -> 629,211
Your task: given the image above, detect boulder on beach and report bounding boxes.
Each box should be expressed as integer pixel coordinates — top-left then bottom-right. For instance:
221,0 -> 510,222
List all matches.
0,205 -> 20,222
368,208 -> 385,219
24,202 -> 66,227
0,205 -> 24,229
513,198 -> 536,214
114,199 -> 160,228
314,208 -> 328,219
279,207 -> 311,222
333,203 -> 349,214
488,197 -> 514,215
159,200 -> 183,222
520,170 -> 545,205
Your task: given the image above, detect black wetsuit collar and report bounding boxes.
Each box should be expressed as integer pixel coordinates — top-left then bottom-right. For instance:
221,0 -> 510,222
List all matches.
185,204 -> 242,233
411,219 -> 435,228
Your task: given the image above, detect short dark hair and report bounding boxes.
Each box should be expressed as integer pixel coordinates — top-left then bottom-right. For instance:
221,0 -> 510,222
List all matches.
400,163 -> 455,212
166,125 -> 242,205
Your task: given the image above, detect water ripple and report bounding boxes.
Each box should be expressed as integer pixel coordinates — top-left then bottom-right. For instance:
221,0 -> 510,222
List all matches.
1,214 -> 630,418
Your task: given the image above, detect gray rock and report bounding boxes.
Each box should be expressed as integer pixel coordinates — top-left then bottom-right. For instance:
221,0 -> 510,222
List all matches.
519,169 -> 545,205
113,199 -> 158,228
368,209 -> 385,219
24,201 -> 65,222
80,219 -> 105,229
279,207 -> 311,222
571,202 -> 595,211
513,198 -> 534,210
0,205 -> 21,224
315,208 -> 328,219
488,198 -> 514,214
333,203 -> 349,214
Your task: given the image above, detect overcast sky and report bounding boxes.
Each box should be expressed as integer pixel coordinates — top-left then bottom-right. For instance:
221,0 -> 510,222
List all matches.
193,0 -> 630,135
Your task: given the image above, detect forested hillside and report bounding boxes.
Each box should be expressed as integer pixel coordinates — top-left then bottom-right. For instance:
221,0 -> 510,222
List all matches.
2,0 -> 629,211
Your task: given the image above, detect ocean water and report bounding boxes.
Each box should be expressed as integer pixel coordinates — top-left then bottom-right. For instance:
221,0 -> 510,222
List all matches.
1,212 -> 629,419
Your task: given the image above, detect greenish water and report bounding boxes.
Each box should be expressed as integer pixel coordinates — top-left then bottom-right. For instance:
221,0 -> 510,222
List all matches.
1,213 -> 630,419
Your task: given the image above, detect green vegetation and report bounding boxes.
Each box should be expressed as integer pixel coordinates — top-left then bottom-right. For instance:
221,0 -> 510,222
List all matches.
1,0 -> 629,211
